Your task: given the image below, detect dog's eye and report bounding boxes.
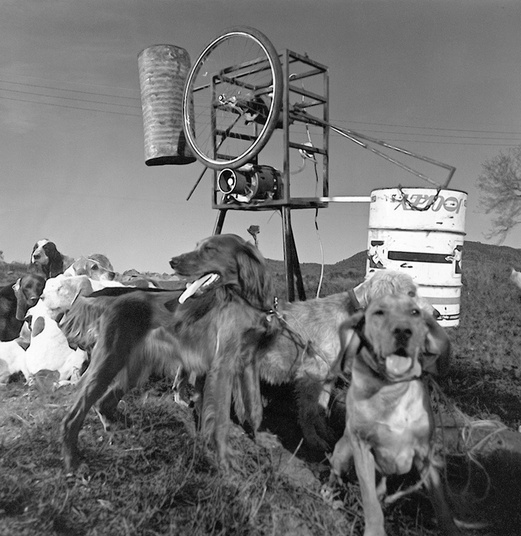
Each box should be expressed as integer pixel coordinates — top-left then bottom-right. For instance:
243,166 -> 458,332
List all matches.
410,308 -> 420,316
373,309 -> 385,316
408,290 -> 416,297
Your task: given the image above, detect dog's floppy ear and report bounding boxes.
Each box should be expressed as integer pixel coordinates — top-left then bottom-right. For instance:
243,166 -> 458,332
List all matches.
13,278 -> 28,321
46,242 -> 65,278
421,312 -> 451,377
337,310 -> 365,373
236,241 -> 273,310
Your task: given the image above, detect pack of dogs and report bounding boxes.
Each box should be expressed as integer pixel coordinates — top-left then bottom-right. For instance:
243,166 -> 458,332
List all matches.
1,235 -> 461,535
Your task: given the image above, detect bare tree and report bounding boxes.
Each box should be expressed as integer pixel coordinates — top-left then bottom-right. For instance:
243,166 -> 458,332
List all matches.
477,145 -> 521,242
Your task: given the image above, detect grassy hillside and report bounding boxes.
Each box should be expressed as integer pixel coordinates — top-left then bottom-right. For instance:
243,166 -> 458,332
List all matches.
2,241 -> 521,535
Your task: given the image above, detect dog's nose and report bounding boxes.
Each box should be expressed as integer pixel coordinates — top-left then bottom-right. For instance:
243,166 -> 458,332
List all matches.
393,326 -> 412,346
33,253 -> 40,260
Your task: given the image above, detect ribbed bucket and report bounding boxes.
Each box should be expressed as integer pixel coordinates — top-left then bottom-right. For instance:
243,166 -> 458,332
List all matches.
138,45 -> 196,166
366,188 -> 467,327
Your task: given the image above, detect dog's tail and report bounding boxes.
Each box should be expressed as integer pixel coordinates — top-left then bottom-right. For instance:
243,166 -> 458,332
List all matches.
61,294 -> 112,351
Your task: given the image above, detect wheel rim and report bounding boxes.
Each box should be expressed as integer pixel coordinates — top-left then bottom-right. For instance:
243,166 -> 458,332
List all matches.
183,27 -> 283,170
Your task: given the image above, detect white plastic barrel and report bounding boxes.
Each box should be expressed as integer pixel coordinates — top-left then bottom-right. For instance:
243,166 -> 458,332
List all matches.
366,187 -> 467,327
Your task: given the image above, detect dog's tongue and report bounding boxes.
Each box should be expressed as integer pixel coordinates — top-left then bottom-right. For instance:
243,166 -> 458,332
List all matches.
385,355 -> 412,376
179,274 -> 219,304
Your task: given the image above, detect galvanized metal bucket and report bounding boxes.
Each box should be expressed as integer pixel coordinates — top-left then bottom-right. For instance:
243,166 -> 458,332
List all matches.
366,187 -> 467,327
138,44 -> 196,166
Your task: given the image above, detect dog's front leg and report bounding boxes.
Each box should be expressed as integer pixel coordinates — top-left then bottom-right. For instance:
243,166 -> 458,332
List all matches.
296,378 -> 335,452
234,357 -> 262,434
237,359 -> 281,449
351,433 -> 386,536
192,375 -> 205,429
329,433 -> 353,484
422,460 -> 460,536
172,366 -> 192,406
201,348 -> 236,470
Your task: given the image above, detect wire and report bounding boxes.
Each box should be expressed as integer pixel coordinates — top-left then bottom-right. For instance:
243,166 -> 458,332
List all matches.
0,77 -> 520,147
0,86 -> 139,108
0,79 -> 139,101
0,94 -> 141,117
288,123 -> 521,146
333,117 -> 521,136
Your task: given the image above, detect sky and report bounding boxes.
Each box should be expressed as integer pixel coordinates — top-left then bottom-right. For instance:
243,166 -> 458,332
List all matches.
1,0 -> 521,273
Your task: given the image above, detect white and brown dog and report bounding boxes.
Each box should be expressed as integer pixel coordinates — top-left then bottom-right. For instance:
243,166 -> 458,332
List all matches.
0,340 -> 28,384
329,294 -> 459,536
31,239 -> 74,279
23,299 -> 87,386
63,254 -> 115,281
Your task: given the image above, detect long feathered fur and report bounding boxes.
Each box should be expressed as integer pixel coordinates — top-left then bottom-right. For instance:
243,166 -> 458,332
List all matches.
61,234 -> 278,471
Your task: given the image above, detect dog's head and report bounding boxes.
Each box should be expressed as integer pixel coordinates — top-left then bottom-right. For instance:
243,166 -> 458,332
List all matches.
169,234 -> 273,310
13,273 -> 46,321
64,255 -> 115,281
31,239 -> 64,278
344,294 -> 443,383
31,239 -> 53,265
355,269 -> 437,317
26,275 -> 94,323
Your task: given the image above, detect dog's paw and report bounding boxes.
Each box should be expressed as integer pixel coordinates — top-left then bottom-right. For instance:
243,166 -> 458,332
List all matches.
302,427 -> 333,453
173,390 -> 191,407
255,430 -> 282,450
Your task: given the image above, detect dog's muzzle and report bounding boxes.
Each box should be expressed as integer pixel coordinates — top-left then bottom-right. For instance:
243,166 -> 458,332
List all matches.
178,273 -> 220,304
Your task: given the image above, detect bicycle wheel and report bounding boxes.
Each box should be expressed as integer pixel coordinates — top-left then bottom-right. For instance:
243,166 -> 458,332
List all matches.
183,27 -> 283,170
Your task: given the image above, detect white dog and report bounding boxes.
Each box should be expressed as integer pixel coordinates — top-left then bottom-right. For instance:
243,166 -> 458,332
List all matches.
24,302 -> 87,385
0,340 -> 27,384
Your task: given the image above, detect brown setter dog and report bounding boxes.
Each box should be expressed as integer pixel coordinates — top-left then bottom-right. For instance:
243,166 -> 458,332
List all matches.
61,234 -> 277,471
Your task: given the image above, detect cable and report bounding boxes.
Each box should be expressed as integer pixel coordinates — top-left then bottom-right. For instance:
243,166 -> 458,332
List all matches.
0,79 -> 139,101
0,94 -> 141,117
0,86 -> 139,108
0,79 -> 520,148
333,117 -> 521,136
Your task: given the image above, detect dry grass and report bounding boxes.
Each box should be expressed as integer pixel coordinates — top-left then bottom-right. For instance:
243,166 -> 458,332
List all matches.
1,241 -> 521,535
1,377 -> 450,536
1,379 -> 354,536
